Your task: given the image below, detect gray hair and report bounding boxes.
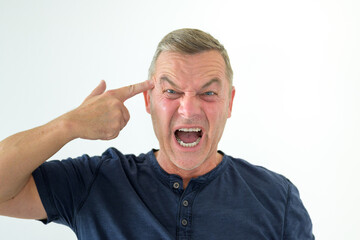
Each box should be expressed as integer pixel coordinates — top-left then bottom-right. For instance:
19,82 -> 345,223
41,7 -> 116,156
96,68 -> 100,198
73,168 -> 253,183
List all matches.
148,28 -> 233,85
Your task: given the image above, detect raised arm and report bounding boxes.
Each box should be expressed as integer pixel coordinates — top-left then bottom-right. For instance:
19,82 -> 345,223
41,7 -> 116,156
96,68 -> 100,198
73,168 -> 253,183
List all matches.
0,79 -> 153,219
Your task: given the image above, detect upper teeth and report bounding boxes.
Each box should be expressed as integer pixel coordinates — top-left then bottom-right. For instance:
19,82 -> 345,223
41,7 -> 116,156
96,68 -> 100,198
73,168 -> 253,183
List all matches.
178,128 -> 201,132
175,128 -> 202,148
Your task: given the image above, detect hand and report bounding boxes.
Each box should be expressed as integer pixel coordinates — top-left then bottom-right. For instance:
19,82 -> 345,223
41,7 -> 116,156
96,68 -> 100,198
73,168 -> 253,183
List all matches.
63,79 -> 154,140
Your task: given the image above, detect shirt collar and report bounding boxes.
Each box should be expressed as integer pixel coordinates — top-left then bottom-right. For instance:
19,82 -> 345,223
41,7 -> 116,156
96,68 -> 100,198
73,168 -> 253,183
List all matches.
146,149 -> 229,190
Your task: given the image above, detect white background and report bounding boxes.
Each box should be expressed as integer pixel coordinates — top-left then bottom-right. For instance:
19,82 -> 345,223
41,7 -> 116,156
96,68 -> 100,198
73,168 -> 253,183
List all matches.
0,0 -> 359,239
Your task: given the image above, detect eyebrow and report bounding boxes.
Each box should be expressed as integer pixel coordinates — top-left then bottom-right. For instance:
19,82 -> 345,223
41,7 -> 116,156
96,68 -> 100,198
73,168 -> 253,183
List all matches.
160,76 -> 179,88
201,78 -> 221,89
160,76 -> 221,90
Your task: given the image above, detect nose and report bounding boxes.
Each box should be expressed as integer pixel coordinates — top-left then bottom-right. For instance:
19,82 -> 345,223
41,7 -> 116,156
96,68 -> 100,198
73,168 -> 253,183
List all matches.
178,93 -> 202,119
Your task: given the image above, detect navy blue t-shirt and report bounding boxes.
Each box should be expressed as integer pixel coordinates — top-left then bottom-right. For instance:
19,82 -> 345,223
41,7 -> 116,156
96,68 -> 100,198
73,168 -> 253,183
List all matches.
32,148 -> 314,240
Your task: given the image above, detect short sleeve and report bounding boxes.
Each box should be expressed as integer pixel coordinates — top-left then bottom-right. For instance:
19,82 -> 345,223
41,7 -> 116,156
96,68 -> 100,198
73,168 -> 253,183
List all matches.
32,154 -> 103,227
283,181 -> 315,240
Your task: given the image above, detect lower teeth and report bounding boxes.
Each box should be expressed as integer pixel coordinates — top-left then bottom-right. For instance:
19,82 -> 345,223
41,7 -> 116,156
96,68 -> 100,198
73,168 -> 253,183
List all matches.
176,137 -> 201,147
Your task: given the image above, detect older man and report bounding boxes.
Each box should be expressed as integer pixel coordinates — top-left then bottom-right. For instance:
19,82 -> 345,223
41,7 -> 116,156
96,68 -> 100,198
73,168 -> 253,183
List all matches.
0,29 -> 314,239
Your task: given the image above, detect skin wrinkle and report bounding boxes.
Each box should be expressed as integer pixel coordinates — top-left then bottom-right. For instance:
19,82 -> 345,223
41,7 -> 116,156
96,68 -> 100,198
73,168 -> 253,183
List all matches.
144,50 -> 235,186
160,76 -> 222,95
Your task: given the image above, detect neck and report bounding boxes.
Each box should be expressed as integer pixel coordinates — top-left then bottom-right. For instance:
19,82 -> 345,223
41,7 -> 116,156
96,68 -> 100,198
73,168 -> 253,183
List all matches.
154,151 -> 223,188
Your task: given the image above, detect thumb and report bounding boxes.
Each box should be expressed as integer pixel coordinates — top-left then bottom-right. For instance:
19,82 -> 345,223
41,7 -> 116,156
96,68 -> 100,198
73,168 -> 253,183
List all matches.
84,80 -> 107,101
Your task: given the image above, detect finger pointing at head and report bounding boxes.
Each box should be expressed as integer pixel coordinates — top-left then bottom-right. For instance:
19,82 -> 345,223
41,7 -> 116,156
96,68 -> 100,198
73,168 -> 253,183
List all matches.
113,79 -> 154,101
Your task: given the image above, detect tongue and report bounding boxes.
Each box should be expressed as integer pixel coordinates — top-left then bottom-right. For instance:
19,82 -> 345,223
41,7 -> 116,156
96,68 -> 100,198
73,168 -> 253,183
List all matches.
176,131 -> 200,143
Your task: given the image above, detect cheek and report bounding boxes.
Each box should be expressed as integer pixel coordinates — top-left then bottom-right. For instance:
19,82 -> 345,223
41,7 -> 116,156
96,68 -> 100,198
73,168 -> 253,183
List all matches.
205,103 -> 229,128
159,99 -> 175,113
151,95 -> 179,123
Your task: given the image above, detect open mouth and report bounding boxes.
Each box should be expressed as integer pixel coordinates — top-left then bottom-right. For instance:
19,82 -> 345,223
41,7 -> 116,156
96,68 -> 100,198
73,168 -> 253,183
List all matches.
174,128 -> 203,148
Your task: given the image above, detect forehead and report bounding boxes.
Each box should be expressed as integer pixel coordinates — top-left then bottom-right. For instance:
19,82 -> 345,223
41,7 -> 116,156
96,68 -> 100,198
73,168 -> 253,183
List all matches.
154,50 -> 227,84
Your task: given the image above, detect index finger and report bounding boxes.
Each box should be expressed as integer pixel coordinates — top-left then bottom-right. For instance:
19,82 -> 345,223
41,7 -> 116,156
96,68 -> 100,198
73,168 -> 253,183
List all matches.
114,79 -> 154,101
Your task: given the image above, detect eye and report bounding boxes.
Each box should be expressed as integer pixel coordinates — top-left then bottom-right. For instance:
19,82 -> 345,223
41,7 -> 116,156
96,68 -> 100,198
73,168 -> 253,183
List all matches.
203,91 -> 215,96
163,89 -> 181,99
165,89 -> 176,94
200,91 -> 218,101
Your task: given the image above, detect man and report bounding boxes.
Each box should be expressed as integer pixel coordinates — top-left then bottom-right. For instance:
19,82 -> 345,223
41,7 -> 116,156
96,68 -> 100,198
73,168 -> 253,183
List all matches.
0,29 -> 314,239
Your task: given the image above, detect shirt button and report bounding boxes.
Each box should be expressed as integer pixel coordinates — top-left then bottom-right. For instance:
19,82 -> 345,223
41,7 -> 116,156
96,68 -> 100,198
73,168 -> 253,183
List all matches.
173,182 -> 180,189
182,200 -> 189,207
181,219 -> 188,226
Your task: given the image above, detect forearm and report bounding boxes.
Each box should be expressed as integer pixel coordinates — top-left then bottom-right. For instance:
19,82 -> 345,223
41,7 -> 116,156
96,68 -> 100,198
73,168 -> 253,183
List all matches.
0,116 -> 75,203
0,79 -> 153,204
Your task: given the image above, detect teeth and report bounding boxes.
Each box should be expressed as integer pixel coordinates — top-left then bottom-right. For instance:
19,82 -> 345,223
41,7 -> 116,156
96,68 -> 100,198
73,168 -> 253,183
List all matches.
178,128 -> 201,132
175,128 -> 202,148
176,137 -> 201,148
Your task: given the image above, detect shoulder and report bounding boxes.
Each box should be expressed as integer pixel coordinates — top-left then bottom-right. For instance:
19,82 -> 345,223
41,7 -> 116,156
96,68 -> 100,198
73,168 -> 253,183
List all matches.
83,148 -> 153,182
223,154 -> 292,199
100,147 -> 146,162
38,148 -> 149,179
98,147 -> 148,168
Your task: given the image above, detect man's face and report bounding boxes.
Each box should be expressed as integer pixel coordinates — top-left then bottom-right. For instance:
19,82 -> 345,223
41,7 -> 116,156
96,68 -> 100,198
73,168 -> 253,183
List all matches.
144,50 -> 235,171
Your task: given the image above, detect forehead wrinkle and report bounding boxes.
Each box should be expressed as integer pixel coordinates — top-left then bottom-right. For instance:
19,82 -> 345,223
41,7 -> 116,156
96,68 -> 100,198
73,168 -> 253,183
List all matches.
201,78 -> 221,90
159,76 -> 180,89
156,51 -> 225,77
155,52 -> 227,92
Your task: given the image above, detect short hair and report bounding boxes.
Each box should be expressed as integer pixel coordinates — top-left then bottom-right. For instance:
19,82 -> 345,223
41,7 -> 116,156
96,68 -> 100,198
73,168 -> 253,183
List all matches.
148,28 -> 233,85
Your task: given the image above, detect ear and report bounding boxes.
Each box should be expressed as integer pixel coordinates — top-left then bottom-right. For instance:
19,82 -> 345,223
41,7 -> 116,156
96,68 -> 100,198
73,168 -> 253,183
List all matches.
143,90 -> 151,114
227,86 -> 235,118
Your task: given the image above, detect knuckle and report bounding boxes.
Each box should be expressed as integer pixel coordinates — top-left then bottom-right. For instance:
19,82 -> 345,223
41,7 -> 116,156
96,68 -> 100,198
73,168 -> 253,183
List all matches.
113,110 -> 123,120
107,98 -> 121,109
124,112 -> 130,122
105,90 -> 119,100
128,84 -> 135,95
104,133 -> 114,140
104,90 -> 113,97
113,98 -> 123,106
105,128 -> 118,140
113,119 -> 123,130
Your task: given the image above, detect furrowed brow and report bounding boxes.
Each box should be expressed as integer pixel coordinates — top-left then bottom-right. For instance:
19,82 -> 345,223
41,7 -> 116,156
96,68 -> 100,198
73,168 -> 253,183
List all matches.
201,78 -> 221,89
160,76 -> 180,89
